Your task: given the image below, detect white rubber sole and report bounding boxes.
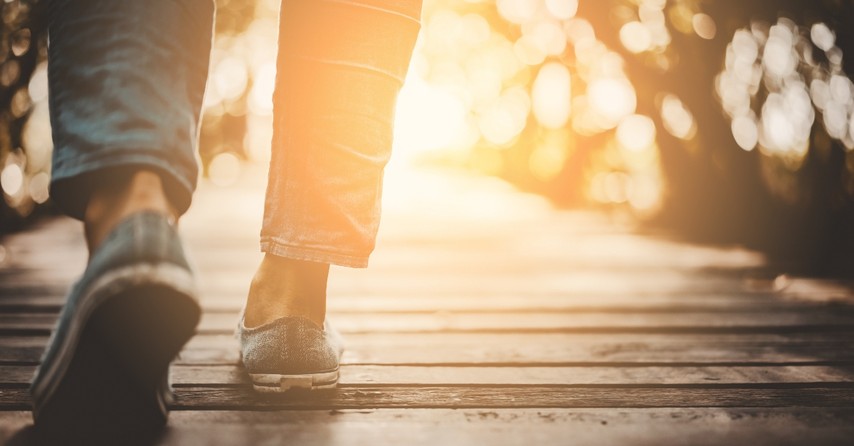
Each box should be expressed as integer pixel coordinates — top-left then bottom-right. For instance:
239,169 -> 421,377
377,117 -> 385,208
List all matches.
249,369 -> 340,393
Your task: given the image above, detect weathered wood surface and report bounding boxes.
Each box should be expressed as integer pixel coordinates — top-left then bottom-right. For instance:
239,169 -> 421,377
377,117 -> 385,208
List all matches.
3,363 -> 854,387
4,386 -> 854,411
2,166 -> 854,444
3,332 -> 854,366
3,409 -> 854,446
5,310 -> 854,336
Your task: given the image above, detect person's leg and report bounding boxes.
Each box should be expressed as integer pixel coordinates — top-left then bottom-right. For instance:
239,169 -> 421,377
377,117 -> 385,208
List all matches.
48,0 -> 212,236
244,0 -> 423,329
31,0 -> 214,437
238,0 -> 422,393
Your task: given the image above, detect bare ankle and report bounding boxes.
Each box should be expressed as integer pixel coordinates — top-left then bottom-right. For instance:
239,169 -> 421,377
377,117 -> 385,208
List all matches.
244,255 -> 329,327
84,170 -> 177,253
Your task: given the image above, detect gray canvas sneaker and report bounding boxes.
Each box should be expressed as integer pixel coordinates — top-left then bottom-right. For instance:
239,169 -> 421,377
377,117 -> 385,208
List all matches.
238,315 -> 344,392
30,211 -> 200,436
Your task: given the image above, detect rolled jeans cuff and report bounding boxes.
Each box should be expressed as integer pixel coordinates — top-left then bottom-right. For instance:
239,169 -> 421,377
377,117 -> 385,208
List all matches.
50,151 -> 196,220
261,237 -> 369,268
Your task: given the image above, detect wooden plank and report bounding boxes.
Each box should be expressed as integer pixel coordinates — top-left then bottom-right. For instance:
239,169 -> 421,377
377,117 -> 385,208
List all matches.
179,332 -> 854,365
195,272 -> 758,300
4,333 -> 854,366
195,311 -> 854,335
3,364 -> 854,387
207,293 -> 840,312
0,296 -> 63,313
5,310 -> 854,336
4,386 -> 854,410
0,280 -> 789,300
157,408 -> 854,446
176,364 -> 854,386
0,277 -> 775,306
3,293 -> 848,314
3,408 -> 854,446
134,386 -> 854,409
4,285 -> 851,318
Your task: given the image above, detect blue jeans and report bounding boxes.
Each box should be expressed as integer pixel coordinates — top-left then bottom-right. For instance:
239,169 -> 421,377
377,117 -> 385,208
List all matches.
48,0 -> 422,267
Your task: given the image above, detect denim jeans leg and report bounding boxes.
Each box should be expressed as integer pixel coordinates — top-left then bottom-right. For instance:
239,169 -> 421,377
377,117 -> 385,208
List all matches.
261,0 -> 423,268
48,0 -> 215,220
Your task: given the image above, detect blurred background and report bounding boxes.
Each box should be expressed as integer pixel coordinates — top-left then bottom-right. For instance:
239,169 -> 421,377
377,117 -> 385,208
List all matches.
3,0 -> 854,275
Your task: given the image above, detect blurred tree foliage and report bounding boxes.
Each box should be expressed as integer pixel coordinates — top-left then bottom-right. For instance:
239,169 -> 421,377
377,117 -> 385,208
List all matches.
0,0 -> 45,231
576,0 -> 854,274
447,0 -> 854,274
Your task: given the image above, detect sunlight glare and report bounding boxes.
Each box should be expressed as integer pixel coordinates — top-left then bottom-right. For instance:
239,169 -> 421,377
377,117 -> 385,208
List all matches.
393,74 -> 471,155
477,86 -> 531,146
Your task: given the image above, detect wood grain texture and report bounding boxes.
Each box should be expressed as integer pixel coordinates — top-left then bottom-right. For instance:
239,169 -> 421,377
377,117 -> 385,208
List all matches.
4,332 -> 854,366
4,387 -> 854,410
5,310 -> 854,336
3,409 -> 854,446
4,364 -> 854,387
6,292 -> 846,314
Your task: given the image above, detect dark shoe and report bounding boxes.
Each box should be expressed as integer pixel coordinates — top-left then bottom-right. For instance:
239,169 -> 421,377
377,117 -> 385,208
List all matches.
238,316 -> 344,392
30,212 -> 200,437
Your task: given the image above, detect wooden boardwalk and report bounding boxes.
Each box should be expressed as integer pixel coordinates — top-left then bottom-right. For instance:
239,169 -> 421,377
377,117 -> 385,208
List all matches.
2,165 -> 854,445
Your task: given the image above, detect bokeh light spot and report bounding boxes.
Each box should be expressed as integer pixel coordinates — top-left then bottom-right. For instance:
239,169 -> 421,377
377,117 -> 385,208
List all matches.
529,137 -> 568,181
532,62 -> 572,129
660,94 -> 696,140
544,0 -> 578,20
496,0 -> 539,25
1,163 -> 24,198
212,56 -> 249,102
620,22 -> 652,54
692,13 -> 717,40
208,152 -> 242,187
28,172 -> 50,204
731,115 -> 758,151
810,23 -> 835,52
588,78 -> 637,127
617,114 -> 656,152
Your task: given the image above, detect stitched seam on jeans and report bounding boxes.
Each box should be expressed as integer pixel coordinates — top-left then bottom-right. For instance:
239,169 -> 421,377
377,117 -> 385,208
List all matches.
261,239 -> 369,268
318,0 -> 421,24
262,236 -> 369,259
294,55 -> 406,84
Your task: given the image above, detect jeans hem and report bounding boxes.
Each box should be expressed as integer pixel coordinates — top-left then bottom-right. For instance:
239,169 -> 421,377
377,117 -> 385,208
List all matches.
50,152 -> 196,220
260,238 -> 370,268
